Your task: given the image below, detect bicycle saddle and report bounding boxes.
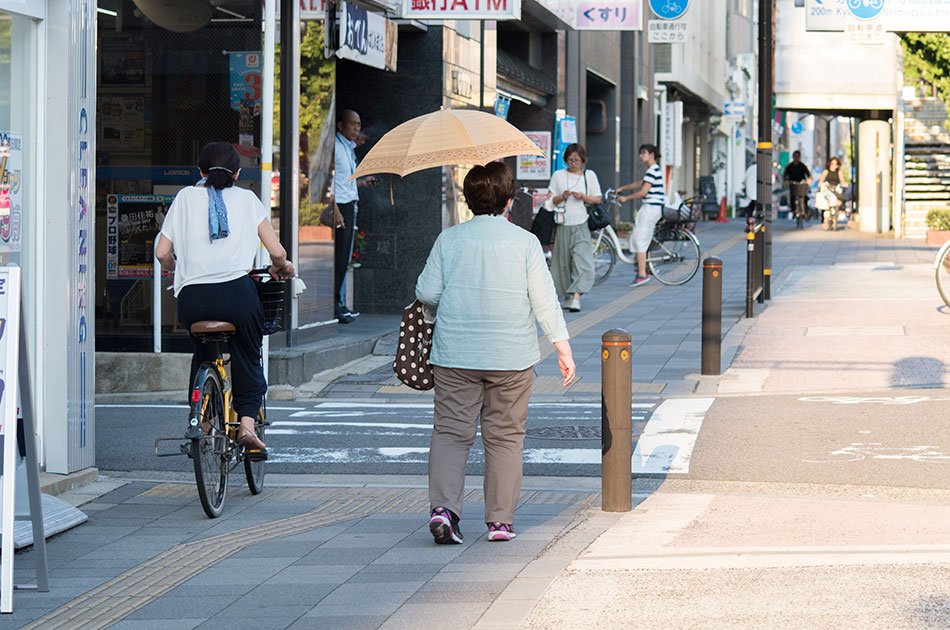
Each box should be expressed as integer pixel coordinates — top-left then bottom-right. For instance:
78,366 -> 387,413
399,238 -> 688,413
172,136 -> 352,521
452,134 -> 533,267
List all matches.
190,321 -> 236,334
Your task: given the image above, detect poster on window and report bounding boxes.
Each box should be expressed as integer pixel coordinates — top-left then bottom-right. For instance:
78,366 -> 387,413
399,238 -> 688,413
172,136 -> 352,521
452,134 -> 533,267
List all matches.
106,194 -> 174,279
516,131 -> 551,180
0,133 -> 22,256
98,95 -> 146,152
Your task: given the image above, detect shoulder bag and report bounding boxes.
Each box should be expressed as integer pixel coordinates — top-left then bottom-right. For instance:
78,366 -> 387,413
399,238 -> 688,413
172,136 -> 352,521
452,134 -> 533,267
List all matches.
319,203 -> 345,228
393,300 -> 435,390
584,170 -> 611,231
531,206 -> 557,246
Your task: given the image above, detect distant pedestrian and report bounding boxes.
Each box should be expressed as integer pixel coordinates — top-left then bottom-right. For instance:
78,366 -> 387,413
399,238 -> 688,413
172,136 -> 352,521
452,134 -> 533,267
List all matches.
816,157 -> 848,230
547,143 -> 601,313
334,109 -> 379,324
416,162 -> 576,544
740,163 -> 757,218
616,144 -> 665,287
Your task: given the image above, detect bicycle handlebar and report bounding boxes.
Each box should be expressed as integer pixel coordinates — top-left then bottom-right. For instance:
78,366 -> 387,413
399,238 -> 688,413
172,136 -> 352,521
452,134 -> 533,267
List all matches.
249,268 -> 296,280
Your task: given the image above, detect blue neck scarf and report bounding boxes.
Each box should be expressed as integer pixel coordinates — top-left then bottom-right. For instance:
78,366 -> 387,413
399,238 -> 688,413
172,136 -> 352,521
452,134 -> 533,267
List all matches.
197,177 -> 230,243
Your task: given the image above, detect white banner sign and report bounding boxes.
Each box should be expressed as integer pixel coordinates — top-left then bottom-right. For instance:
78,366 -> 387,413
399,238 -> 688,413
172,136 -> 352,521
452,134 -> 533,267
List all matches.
516,131 -> 551,180
402,0 -> 521,20
648,19 -> 689,43
575,1 -> 642,30
806,0 -> 950,32
338,2 -> 396,71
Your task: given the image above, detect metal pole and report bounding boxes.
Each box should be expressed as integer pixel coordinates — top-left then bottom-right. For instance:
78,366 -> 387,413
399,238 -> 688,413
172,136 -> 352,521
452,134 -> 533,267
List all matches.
745,217 -> 755,318
260,0 -> 276,377
601,329 -> 632,512
152,249 -> 161,353
702,257 -> 723,375
757,0 -> 773,300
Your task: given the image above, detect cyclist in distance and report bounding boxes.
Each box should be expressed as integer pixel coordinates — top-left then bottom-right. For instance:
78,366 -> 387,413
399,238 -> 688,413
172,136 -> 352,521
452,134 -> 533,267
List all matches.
155,142 -> 294,458
616,144 -> 665,287
783,150 -> 812,221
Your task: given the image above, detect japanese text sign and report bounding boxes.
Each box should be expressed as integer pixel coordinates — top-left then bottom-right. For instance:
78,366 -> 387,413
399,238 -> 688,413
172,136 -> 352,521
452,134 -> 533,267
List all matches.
402,0 -> 521,20
576,1 -> 642,30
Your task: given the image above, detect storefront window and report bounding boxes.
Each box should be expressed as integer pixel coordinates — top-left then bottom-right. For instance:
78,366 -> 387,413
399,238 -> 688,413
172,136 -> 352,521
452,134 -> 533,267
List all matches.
0,11 -> 36,270
298,21 -> 335,327
95,0 -> 263,351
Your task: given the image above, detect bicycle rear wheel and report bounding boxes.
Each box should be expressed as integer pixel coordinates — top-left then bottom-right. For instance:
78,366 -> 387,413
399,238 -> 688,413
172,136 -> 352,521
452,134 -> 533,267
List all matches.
191,366 -> 229,518
647,228 -> 701,286
244,406 -> 266,495
592,232 -> 616,285
935,242 -> 950,309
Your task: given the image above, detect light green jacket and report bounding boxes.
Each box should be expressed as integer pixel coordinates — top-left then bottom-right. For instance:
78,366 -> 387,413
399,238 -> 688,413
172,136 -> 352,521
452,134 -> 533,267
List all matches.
415,214 -> 569,371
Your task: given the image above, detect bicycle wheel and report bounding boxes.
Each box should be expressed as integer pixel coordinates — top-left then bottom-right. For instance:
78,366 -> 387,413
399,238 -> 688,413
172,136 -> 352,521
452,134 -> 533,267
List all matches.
647,228 -> 701,286
592,232 -> 616,285
244,406 -> 266,495
191,366 -> 229,518
935,242 -> 950,309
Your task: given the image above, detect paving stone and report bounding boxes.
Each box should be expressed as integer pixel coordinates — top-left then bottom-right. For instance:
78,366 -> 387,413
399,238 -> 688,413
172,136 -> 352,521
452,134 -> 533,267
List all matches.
310,585 -> 413,614
109,620 -> 208,630
378,602 -> 491,630
288,614 -> 388,629
125,595 -> 240,620
293,547 -> 382,566
264,564 -> 364,585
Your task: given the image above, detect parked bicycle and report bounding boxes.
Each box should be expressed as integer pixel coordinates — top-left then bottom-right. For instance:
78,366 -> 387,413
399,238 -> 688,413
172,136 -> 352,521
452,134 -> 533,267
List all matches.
592,190 -> 702,286
155,268 -> 287,518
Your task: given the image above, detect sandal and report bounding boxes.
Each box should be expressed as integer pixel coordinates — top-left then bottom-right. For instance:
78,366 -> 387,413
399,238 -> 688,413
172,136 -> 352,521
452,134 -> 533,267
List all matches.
237,433 -> 268,461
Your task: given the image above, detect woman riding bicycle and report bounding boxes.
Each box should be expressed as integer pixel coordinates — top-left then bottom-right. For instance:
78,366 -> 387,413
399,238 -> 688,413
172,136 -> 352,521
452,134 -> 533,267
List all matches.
155,142 -> 294,459
816,156 -> 848,230
616,144 -> 665,287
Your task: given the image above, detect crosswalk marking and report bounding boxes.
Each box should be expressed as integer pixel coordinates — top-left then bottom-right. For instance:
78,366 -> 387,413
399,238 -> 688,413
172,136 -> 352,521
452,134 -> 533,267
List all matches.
264,399 -> 714,474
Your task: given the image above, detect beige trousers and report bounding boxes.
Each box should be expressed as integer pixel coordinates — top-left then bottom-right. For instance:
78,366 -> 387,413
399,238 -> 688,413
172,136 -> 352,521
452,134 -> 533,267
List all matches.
429,365 -> 535,524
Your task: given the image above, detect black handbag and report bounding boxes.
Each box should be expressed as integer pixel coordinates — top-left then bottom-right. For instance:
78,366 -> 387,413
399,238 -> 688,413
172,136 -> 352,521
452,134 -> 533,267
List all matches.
531,208 -> 557,246
584,170 -> 611,231
392,300 -> 435,391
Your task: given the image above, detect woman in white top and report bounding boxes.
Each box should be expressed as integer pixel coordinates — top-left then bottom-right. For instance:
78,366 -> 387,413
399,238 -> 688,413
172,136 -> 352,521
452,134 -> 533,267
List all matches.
155,142 -> 294,458
616,144 -> 665,287
547,143 -> 601,313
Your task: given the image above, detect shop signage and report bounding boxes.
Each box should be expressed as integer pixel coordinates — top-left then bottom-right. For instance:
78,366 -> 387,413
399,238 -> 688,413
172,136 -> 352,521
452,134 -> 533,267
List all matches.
0,133 -> 22,255
806,0 -> 950,32
337,2 -> 398,71
495,94 -> 511,120
575,1 -> 642,30
228,53 -> 262,113
516,131 -> 551,180
301,0 -> 328,18
66,0 -> 96,472
106,195 -> 174,279
402,0 -> 521,20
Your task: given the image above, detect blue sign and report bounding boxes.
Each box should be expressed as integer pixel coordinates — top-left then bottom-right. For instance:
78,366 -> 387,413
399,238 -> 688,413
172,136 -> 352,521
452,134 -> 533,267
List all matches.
791,121 -> 804,134
649,0 -> 688,20
847,0 -> 884,20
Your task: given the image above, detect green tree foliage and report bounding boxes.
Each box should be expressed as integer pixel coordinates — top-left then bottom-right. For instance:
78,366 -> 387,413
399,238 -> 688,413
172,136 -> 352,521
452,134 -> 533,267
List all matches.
274,22 -> 335,227
901,33 -> 950,127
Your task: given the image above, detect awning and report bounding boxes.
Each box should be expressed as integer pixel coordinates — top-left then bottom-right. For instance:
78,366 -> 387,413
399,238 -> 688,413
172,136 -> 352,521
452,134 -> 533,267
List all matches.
496,49 -> 558,107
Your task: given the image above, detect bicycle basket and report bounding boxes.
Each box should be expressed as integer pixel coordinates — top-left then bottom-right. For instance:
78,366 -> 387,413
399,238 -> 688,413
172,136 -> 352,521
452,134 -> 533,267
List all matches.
661,203 -> 693,223
256,278 -> 287,335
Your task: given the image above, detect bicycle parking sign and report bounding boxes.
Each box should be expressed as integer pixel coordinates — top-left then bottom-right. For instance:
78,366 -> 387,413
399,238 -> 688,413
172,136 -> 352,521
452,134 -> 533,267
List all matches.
847,0 -> 884,21
649,0 -> 688,20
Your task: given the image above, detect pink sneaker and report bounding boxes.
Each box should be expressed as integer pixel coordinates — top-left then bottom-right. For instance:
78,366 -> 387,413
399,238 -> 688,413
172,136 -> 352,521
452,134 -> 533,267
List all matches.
487,522 -> 517,542
630,275 -> 651,288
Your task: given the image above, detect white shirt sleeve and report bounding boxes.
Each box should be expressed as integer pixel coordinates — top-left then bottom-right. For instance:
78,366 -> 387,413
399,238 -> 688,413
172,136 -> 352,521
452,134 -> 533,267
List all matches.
586,171 -> 602,197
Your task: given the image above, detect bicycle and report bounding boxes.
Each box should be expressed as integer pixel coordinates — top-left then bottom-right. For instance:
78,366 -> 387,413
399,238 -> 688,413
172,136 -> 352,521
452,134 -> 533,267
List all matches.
155,268 -> 287,518
591,190 -> 702,286
934,239 -> 950,309
790,182 -> 810,230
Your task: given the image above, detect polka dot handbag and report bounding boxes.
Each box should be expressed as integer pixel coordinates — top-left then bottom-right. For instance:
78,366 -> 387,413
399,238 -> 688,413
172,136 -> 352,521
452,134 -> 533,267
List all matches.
393,300 -> 435,390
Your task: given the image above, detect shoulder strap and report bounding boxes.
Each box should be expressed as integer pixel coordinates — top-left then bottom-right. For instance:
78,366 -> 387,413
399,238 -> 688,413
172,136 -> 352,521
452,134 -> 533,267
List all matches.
584,170 -> 588,194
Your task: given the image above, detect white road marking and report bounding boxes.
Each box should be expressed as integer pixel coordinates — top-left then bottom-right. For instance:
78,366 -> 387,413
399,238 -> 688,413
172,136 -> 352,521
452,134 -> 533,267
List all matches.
799,396 -> 950,405
803,443 -> 950,464
632,398 -> 713,474
264,398 -> 714,474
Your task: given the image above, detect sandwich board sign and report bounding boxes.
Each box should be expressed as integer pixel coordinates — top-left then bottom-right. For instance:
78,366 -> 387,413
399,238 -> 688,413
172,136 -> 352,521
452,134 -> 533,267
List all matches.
0,266 -> 49,613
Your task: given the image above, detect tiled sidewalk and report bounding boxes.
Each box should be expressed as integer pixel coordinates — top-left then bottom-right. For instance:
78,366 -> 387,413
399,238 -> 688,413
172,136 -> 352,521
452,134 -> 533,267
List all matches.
9,478 -> 601,630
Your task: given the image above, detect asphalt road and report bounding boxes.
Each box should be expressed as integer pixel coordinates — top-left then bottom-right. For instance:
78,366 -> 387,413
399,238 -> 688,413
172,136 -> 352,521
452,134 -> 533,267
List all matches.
97,399 -> 658,477
98,388 -> 950,492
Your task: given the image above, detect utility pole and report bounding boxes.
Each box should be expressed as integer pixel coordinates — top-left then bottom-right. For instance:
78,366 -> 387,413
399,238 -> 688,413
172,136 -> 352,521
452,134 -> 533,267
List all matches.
756,0 -> 773,300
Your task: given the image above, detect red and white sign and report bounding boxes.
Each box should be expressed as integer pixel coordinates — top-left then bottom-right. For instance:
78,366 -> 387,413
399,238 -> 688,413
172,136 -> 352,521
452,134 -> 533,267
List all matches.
402,0 -> 521,20
301,0 -> 327,19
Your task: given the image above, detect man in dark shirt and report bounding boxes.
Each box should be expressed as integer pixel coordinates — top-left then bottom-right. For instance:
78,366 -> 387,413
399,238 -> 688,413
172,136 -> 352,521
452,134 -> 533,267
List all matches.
783,151 -> 812,220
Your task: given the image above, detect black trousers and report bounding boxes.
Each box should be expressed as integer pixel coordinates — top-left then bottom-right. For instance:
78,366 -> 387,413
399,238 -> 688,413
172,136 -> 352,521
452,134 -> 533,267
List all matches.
177,276 -> 266,419
334,201 -> 357,315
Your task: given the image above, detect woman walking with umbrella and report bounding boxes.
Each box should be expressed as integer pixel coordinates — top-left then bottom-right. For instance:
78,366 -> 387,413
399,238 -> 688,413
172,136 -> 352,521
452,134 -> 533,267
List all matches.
416,162 -> 575,543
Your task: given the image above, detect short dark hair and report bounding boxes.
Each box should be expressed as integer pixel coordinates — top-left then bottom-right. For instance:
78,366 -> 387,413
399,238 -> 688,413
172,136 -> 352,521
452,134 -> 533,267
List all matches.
463,162 -> 516,215
198,142 -> 240,190
563,143 -> 586,164
793,150 -> 802,158
639,144 -> 660,159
